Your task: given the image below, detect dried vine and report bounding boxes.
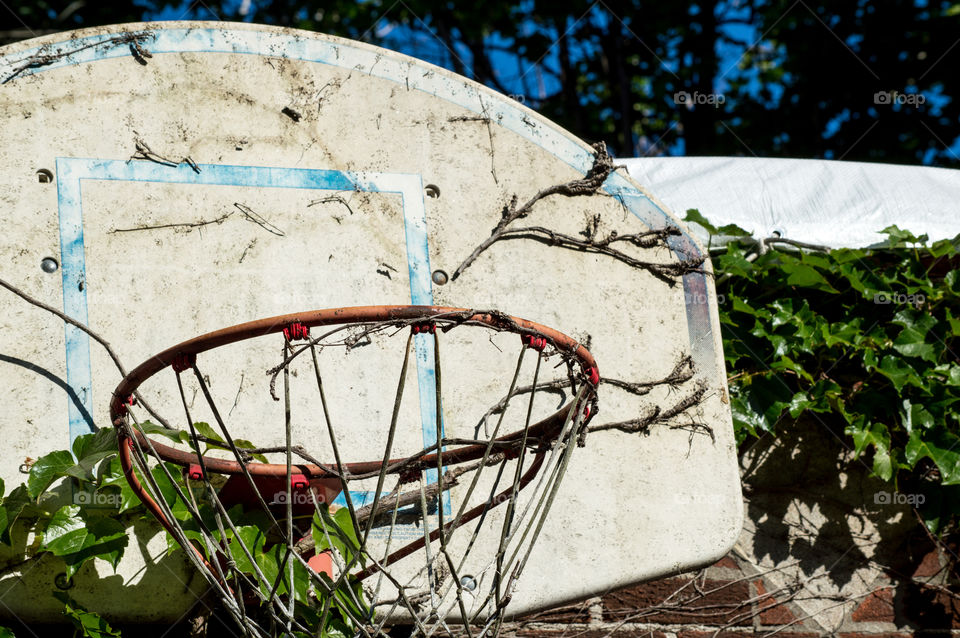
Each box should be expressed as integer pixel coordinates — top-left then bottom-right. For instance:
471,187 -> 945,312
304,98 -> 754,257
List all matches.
451,142 -> 704,284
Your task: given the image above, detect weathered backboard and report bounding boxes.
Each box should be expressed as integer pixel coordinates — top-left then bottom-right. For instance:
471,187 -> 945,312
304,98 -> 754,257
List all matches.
0,22 -> 741,623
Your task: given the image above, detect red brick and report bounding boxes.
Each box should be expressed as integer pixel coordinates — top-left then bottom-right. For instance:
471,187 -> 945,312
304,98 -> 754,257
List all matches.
518,631 -> 666,638
517,601 -> 590,624
912,547 -> 943,579
754,578 -> 797,625
712,555 -> 740,570
603,577 -> 751,625
901,582 -> 960,628
851,587 -> 895,623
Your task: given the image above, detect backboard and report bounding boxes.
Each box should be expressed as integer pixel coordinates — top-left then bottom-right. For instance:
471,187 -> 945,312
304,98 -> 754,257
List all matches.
0,22 -> 741,623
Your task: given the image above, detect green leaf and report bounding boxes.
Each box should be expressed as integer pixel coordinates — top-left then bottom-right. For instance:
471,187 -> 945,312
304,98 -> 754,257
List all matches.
788,392 -> 814,417
881,225 -> 927,246
717,222 -> 751,236
42,506 -> 128,578
72,429 -> 117,461
717,249 -> 756,280
891,310 -> 938,362
323,618 -> 352,638
27,450 -> 75,499
683,209 -> 717,234
900,398 -> 935,433
62,452 -> 117,483
229,525 -> 267,578
779,261 -> 838,292
0,486 -> 35,545
137,421 -> 187,443
0,626 -> 14,638
61,599 -> 121,638
848,422 -> 895,480
0,477 -> 5,500
233,439 -> 269,464
906,429 -> 960,485
945,308 -> 960,337
876,355 -> 924,392
42,505 -> 89,556
192,421 -> 224,445
99,457 -> 142,513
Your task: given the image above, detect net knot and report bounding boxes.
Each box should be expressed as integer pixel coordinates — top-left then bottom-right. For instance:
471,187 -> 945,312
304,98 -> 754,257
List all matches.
283,322 -> 310,341
399,468 -> 421,484
171,352 -> 196,373
411,321 -> 436,335
115,394 -> 136,415
521,333 -> 547,351
584,366 -> 600,386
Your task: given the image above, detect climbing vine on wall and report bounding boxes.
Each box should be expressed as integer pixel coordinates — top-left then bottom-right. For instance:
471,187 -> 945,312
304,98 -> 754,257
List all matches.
694,210 -> 960,532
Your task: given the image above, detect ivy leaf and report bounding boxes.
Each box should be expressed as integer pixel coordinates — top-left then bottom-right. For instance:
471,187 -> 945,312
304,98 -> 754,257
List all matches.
683,209 -> 717,234
717,249 -> 756,280
27,450 -> 75,499
60,599 -> 121,638
43,506 -> 128,578
0,477 -> 5,500
875,355 -> 924,392
42,505 -> 89,555
324,618 -> 353,638
137,421 -> 187,443
233,440 -> 269,464
847,422 -> 893,481
62,452 -> 117,483
191,421 -> 224,444
891,310 -> 938,362
906,429 -> 960,485
930,236 -> 960,257
881,225 -> 927,246
717,222 -> 751,236
72,429 -> 117,461
788,392 -> 814,417
945,308 -> 960,337
0,626 -> 13,638
1,486 -> 34,545
99,457 -> 142,513
901,398 -> 935,433
779,261 -> 838,292
229,525 -> 268,579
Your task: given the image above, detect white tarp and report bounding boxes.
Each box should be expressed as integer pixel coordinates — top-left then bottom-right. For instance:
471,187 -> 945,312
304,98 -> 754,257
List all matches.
624,157 -> 960,249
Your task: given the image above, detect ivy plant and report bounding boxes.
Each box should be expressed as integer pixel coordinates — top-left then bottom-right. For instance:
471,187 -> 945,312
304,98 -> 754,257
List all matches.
0,425 -> 366,636
690,210 -> 960,531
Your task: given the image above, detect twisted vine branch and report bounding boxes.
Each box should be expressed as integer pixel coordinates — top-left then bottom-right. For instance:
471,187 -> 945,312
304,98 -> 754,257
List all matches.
451,141 -> 703,284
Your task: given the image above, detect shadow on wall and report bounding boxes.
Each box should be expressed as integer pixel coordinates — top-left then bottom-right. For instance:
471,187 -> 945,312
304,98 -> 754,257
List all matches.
741,416 -> 959,631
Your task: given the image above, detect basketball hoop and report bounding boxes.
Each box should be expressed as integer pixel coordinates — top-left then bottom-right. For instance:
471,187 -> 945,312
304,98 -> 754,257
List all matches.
110,305 -> 598,637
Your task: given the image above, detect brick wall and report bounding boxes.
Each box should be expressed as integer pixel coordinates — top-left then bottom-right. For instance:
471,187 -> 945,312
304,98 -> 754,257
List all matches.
502,546 -> 958,637
500,419 -> 960,637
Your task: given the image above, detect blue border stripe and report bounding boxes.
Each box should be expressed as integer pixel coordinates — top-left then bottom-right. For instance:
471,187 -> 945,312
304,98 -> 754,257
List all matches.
54,159 -> 440,468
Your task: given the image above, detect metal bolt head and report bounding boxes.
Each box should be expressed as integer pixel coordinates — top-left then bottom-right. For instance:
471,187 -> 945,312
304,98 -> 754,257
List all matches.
460,575 -> 477,591
41,257 -> 59,273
